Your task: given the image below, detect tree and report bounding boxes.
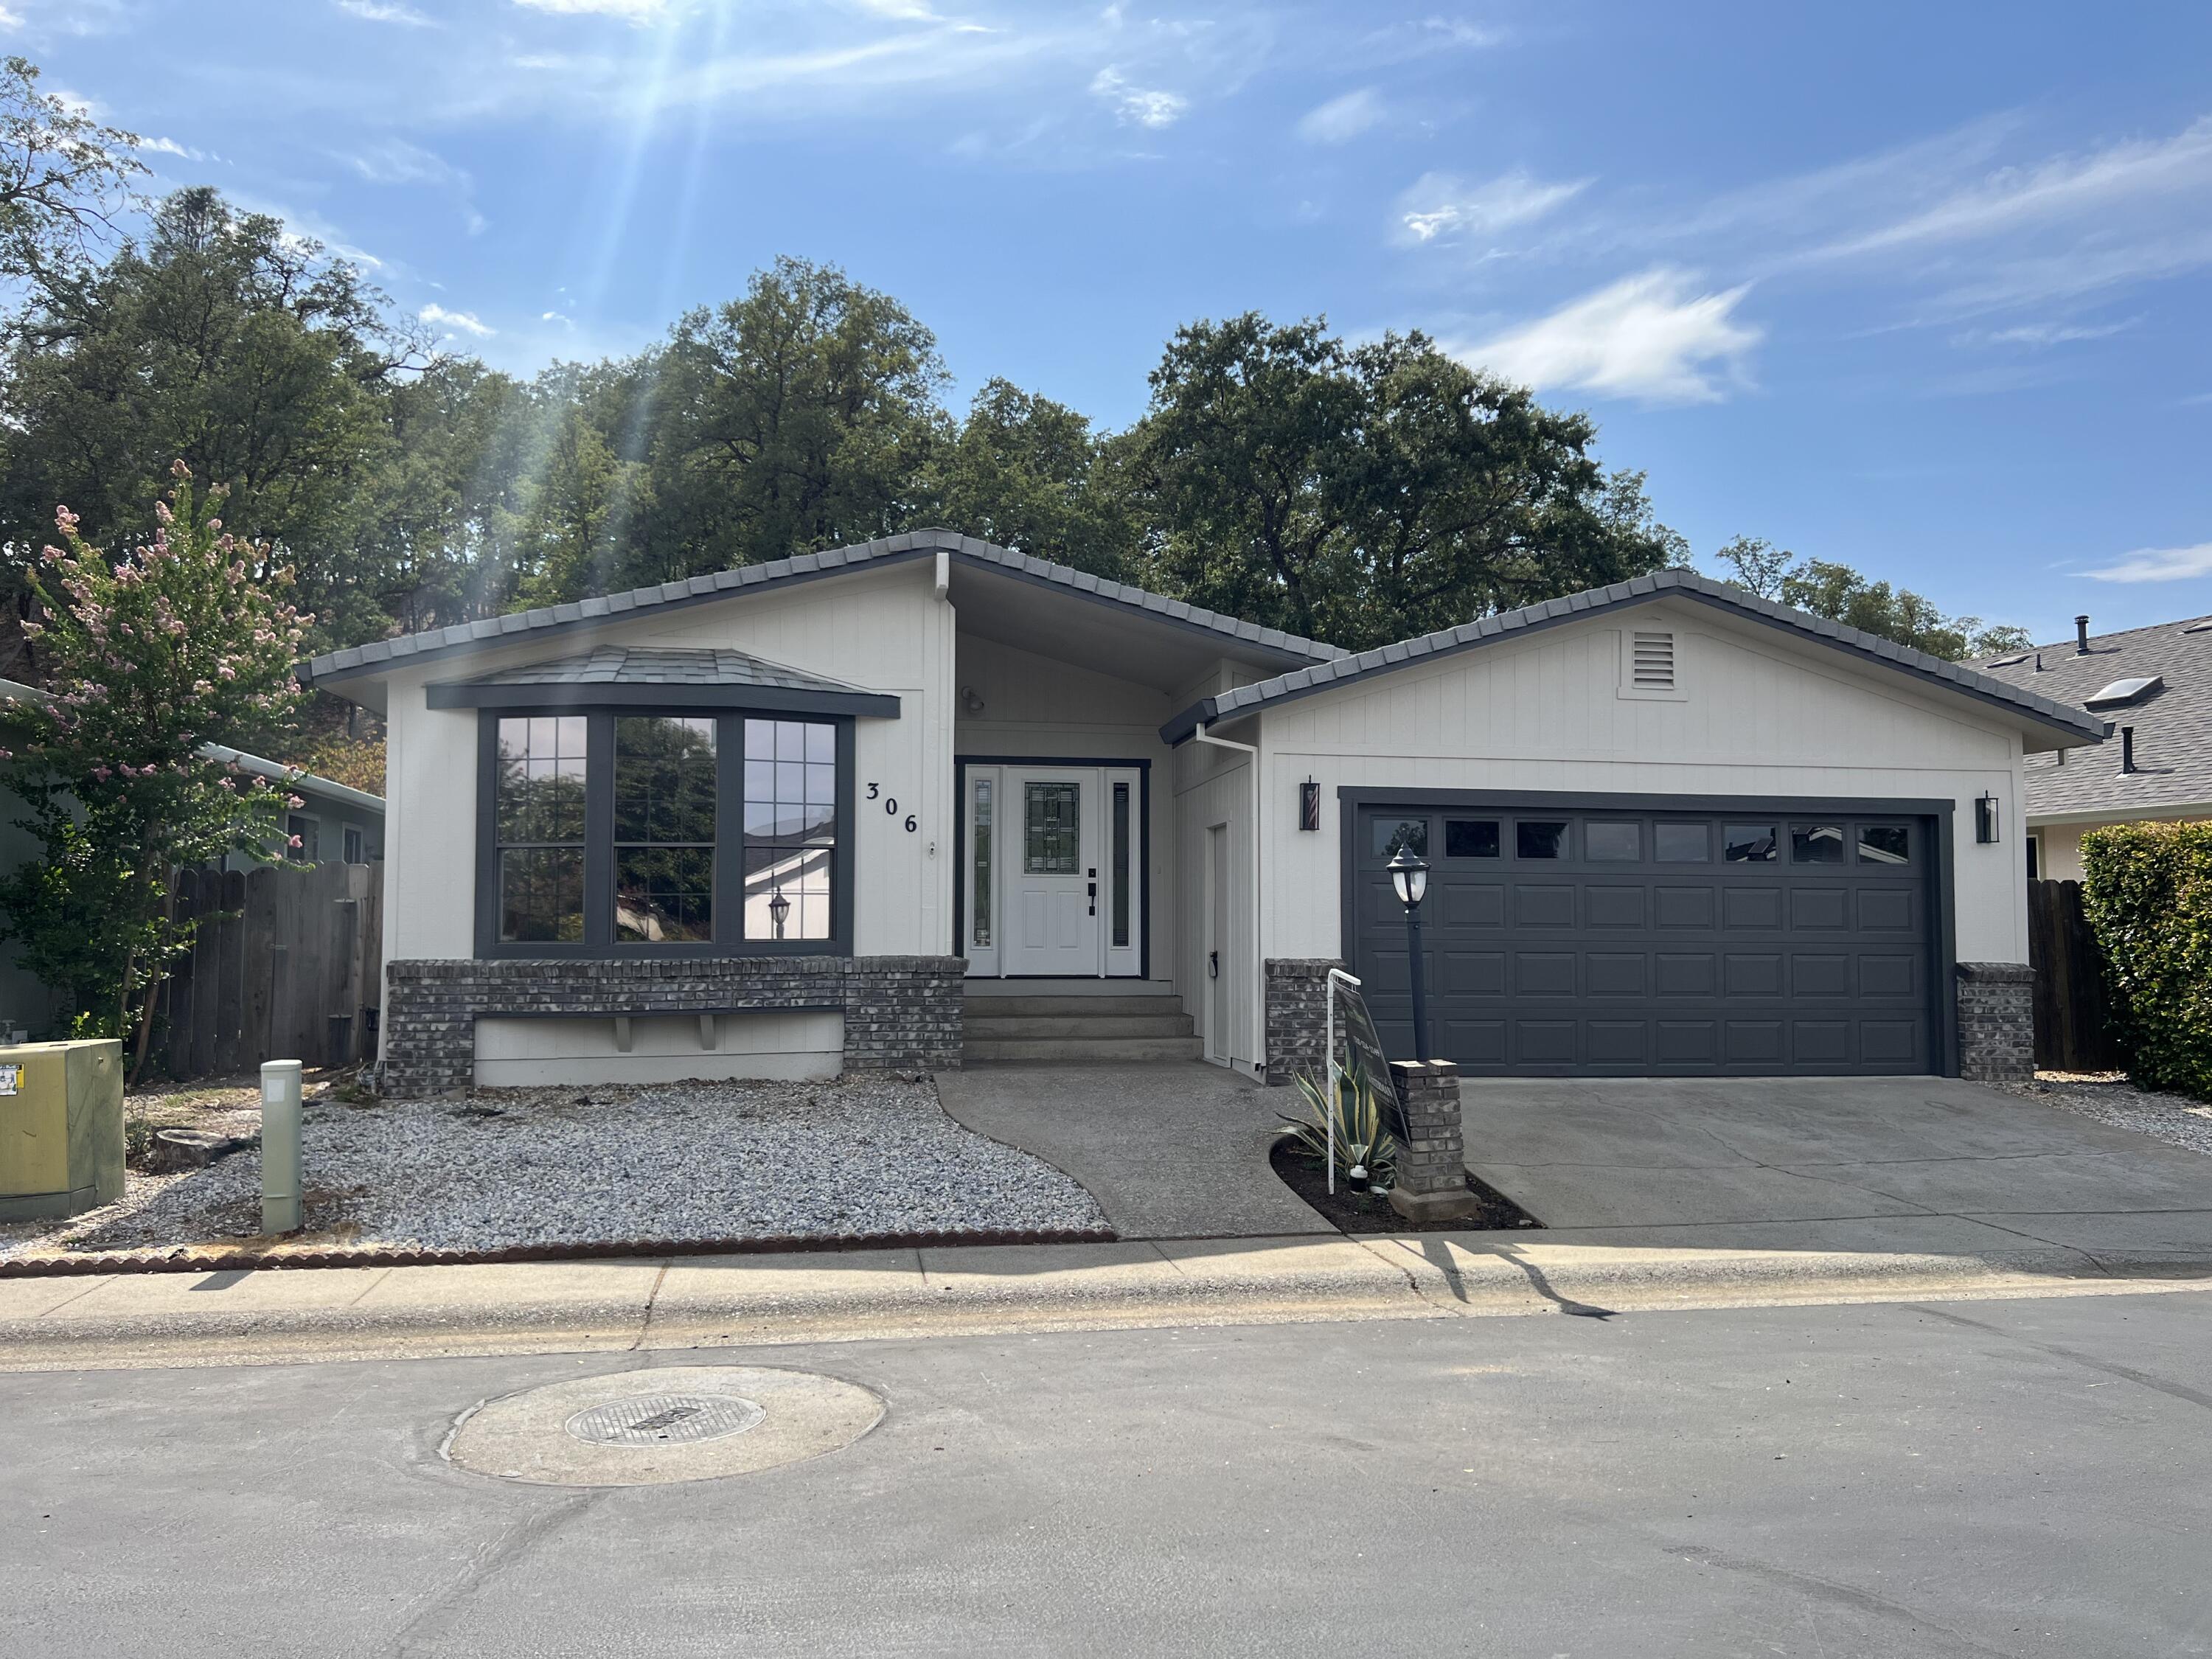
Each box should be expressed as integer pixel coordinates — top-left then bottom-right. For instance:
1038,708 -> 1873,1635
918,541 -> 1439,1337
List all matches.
1127,314 -> 1686,648
0,187 -> 417,669
1715,536 -> 2032,660
927,378 -> 1138,579
0,465 -> 307,1079
0,55 -> 145,299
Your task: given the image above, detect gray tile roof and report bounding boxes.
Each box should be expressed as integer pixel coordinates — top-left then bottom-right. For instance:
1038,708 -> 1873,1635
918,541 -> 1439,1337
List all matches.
300,529 -> 1344,685
1160,568 -> 2112,746
1978,614 -> 2212,818
458,645 -> 869,695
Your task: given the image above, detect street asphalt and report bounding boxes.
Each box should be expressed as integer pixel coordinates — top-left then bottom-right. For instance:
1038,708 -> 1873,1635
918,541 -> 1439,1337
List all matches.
4,1290 -> 2211,1656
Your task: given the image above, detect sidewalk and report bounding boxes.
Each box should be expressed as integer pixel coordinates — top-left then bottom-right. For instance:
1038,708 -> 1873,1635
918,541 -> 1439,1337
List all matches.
7,1229 -> 2211,1371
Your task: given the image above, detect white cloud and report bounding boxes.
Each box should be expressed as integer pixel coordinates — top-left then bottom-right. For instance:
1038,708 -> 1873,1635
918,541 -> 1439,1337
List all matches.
347,138 -> 467,187
0,6 -> 21,26
1394,170 -> 1587,246
420,303 -> 495,338
2085,542 -> 2212,583
513,0 -> 670,18
1298,86 -> 1382,145
334,0 -> 434,22
1090,67 -> 1186,130
139,136 -> 203,160
1457,268 -> 1762,405
1971,317 -> 2138,348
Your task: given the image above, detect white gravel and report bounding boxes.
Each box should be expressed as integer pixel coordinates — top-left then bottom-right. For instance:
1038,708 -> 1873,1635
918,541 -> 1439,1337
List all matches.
2,1075 -> 1107,1257
2005,1076 -> 2212,1158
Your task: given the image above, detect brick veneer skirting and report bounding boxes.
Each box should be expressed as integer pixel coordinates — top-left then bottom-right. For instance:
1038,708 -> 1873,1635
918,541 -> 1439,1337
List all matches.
1264,958 -> 1346,1086
379,955 -> 965,1096
1955,961 -> 2035,1084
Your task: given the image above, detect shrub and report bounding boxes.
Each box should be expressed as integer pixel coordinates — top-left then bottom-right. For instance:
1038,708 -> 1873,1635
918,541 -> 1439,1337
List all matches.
1279,1064 -> 1398,1184
2081,821 -> 2212,1099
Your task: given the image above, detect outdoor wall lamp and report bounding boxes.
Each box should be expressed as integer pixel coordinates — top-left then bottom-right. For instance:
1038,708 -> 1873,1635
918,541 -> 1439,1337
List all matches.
768,889 -> 790,939
1974,793 -> 2000,845
1298,776 -> 1320,832
1386,844 -> 1432,1061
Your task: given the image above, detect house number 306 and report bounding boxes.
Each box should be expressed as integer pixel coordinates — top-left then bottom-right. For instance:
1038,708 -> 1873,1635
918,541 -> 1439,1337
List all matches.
866,783 -> 918,833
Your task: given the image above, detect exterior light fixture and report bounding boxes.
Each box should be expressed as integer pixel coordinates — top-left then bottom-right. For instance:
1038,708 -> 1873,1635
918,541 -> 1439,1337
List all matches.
1386,844 -> 1432,1061
768,889 -> 790,939
1974,794 -> 2000,845
1298,777 -> 1320,832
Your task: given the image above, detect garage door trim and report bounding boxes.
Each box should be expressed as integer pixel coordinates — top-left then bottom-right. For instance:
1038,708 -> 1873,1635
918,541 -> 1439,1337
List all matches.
1336,787 -> 1960,1077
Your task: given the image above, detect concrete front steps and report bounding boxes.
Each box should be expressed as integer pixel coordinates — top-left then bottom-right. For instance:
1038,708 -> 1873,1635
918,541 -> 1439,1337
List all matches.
962,992 -> 1202,1064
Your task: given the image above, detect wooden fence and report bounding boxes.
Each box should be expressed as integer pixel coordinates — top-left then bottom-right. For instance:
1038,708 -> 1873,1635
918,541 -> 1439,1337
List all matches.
2025,877 -> 2125,1074
158,860 -> 383,1080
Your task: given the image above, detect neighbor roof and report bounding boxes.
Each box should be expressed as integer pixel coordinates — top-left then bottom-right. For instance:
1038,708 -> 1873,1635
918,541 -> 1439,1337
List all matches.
1979,613 -> 2212,818
300,530 -> 1344,686
1159,568 -> 2112,746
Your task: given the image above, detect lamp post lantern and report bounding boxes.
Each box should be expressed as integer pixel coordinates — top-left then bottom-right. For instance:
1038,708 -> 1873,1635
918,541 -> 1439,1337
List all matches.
768,889 -> 790,941
1386,843 -> 1432,1062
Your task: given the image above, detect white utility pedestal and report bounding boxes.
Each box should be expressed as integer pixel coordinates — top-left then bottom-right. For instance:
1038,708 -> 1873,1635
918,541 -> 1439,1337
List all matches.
260,1060 -> 303,1235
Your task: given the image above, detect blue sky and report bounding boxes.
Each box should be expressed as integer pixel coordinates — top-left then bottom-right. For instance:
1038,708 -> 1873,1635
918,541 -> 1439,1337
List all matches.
12,1 -> 2212,644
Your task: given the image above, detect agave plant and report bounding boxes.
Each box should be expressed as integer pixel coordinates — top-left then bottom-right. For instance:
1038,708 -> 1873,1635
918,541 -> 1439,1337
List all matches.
1280,1062 -> 1398,1186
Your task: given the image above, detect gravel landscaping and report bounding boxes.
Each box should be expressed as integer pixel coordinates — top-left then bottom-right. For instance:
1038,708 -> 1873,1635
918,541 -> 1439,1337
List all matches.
2005,1073 -> 2212,1158
0,1075 -> 1107,1259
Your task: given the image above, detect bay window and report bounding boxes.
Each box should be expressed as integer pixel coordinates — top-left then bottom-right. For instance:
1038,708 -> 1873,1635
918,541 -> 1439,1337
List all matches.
476,708 -> 852,956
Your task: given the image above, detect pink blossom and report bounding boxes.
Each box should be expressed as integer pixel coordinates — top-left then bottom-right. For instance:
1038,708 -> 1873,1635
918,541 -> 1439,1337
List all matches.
285,793 -> 305,810
91,766 -> 111,782
217,664 -> 236,681
116,762 -> 136,778
154,500 -> 173,526
287,835 -> 303,849
54,507 -> 77,532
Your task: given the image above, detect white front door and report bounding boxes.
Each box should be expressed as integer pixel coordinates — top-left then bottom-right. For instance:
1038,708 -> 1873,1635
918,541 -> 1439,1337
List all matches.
1003,768 -> 1099,975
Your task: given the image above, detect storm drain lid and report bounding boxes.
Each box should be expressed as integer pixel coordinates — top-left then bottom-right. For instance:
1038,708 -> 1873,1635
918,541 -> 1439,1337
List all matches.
565,1392 -> 765,1447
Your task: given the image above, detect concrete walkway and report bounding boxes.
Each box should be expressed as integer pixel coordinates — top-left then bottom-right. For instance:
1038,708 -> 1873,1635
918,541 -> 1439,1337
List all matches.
934,1061 -> 1330,1240
1464,1077 -> 2212,1262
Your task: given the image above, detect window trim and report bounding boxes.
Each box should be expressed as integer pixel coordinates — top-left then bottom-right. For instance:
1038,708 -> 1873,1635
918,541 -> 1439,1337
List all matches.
473,707 -> 856,959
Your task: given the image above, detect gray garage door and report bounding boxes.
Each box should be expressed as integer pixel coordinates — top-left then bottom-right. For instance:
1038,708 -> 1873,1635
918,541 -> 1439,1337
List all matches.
1351,804 -> 1941,1076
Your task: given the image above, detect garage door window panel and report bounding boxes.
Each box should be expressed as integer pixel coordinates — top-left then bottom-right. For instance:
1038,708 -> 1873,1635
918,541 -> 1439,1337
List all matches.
1858,825 -> 1910,865
1585,822 -> 1641,861
1375,818 -> 1427,858
1792,824 -> 1846,864
1724,824 -> 1778,863
1517,821 -> 1568,859
1444,819 -> 1500,859
1655,823 -> 1710,862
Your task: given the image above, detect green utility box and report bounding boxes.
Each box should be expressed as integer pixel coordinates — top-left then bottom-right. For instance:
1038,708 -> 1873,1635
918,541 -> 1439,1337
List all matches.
0,1039 -> 124,1221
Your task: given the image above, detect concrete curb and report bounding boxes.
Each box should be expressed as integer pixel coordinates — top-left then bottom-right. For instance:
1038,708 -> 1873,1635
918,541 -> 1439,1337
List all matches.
6,1233 -> 2212,1371
0,1224 -> 1119,1279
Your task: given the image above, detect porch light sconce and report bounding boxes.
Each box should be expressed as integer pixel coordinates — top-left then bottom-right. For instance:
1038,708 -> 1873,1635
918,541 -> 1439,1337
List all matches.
1386,844 -> 1433,1062
1298,777 -> 1320,832
768,889 -> 790,939
960,685 -> 985,714
1974,794 -> 2000,845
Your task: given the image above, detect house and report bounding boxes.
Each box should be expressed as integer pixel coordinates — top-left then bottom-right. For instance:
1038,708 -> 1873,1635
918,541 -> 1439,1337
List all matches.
298,532 -> 2104,1095
0,678 -> 386,1037
1976,613 -> 2211,882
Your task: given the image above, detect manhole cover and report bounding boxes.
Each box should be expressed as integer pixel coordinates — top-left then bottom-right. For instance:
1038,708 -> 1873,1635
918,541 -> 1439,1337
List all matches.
566,1393 -> 765,1446
444,1365 -> 884,1487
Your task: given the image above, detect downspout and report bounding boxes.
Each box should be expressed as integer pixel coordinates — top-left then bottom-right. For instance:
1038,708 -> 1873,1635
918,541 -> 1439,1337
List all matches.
1193,720 -> 1265,1078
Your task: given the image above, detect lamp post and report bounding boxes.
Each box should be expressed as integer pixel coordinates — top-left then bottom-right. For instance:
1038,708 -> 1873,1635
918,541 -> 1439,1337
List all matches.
1386,843 -> 1431,1062
768,889 -> 790,941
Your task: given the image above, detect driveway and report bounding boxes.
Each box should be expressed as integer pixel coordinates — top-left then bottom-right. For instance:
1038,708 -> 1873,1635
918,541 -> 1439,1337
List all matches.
1464,1077 -> 2212,1265
935,1062 -> 1332,1241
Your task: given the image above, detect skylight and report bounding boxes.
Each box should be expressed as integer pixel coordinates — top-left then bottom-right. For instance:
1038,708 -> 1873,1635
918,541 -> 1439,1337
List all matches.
2084,675 -> 2163,709
2185,619 -> 2212,635
1984,653 -> 2029,669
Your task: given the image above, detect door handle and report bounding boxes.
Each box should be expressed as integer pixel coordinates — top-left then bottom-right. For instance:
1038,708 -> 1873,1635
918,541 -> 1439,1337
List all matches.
1208,950 -> 1219,980
1088,881 -> 1096,916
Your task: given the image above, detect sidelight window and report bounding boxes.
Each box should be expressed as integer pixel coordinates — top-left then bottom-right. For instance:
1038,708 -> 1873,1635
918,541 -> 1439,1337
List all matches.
972,777 -> 993,948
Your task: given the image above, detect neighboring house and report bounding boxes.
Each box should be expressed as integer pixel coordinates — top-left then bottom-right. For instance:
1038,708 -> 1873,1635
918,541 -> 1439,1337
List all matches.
0,678 -> 385,1036
302,531 -> 2101,1094
1977,614 -> 2211,882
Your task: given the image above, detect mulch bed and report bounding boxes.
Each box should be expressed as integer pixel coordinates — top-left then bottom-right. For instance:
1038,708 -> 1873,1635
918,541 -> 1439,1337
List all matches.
1269,1138 -> 1540,1234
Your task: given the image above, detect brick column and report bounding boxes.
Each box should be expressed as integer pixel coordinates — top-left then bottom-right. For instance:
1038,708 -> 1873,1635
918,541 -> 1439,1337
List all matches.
1387,1058 -> 1478,1223
1955,961 -> 2035,1083
1264,958 -> 1345,1085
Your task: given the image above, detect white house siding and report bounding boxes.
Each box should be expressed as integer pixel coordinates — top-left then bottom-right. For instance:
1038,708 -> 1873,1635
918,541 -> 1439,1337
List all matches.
1172,731 -> 1260,1073
953,632 -> 1178,975
473,1010 -> 844,1085
1256,600 -> 2032,974
377,563 -> 954,1020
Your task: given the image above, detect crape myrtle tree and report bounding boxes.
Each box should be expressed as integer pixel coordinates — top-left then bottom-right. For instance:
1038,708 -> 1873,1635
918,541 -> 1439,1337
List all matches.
0,465 -> 308,1080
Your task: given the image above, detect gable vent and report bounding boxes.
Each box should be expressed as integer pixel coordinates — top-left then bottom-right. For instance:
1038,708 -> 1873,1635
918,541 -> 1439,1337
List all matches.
1630,630 -> 1677,689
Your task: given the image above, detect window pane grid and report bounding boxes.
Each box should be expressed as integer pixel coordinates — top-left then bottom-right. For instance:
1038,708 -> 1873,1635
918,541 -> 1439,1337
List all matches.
614,715 -> 716,944
495,715 -> 587,942
744,717 -> 835,941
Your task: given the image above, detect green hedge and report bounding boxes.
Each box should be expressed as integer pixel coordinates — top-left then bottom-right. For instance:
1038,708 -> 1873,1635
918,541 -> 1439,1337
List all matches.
2081,821 -> 2212,1099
